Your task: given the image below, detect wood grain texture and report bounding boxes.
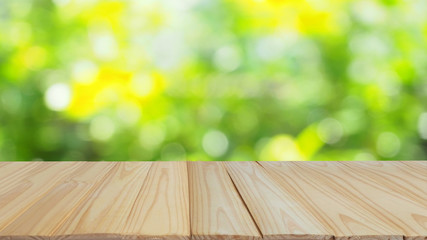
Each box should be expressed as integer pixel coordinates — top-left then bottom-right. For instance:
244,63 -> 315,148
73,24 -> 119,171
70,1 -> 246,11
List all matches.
189,162 -> 261,240
124,161 -> 190,239
0,162 -> 116,238
225,162 -> 332,240
338,161 -> 427,240
0,161 -> 426,240
52,162 -> 152,238
0,162 -> 95,231
259,161 -> 421,240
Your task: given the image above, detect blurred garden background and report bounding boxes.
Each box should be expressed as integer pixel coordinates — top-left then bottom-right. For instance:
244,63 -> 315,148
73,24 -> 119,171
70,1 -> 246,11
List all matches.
1,0 -> 427,161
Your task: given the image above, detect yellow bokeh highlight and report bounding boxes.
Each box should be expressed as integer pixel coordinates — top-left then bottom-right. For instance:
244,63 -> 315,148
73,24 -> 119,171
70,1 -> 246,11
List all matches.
297,9 -> 336,34
67,68 -> 166,119
259,123 -> 326,161
12,46 -> 47,71
259,135 -> 305,161
296,124 -> 324,159
364,85 -> 388,111
81,1 -> 125,32
233,0 -> 342,35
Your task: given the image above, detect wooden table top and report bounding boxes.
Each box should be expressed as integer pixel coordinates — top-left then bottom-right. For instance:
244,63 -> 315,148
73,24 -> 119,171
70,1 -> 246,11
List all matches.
0,161 -> 426,240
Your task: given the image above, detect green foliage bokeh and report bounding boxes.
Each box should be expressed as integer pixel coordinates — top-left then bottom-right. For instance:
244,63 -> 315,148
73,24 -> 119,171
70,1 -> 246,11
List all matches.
1,0 -> 427,161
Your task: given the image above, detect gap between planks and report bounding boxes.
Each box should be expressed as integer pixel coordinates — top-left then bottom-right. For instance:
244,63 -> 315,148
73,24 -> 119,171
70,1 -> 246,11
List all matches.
225,162 -> 264,239
0,161 -> 426,240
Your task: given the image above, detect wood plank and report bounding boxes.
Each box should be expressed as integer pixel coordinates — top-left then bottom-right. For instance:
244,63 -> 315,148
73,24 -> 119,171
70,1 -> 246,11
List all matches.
338,161 -> 427,240
52,162 -> 152,239
0,162 -> 89,231
0,162 -> 45,192
395,161 -> 427,185
123,161 -> 190,239
225,161 -> 332,240
260,161 -> 407,240
0,161 -> 426,240
0,162 -> 39,183
189,162 -> 261,240
0,162 -> 116,238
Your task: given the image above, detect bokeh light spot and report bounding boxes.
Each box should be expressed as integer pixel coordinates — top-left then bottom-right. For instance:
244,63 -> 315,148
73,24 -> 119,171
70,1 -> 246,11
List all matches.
417,112 -> 427,140
117,102 -> 141,125
259,135 -> 304,161
152,30 -> 185,70
90,32 -> 118,60
23,46 -> 47,70
72,60 -> 98,84
161,143 -> 186,161
202,130 -> 229,157
376,132 -> 400,158
44,83 -> 71,111
351,0 -> 386,25
213,45 -> 242,72
255,36 -> 287,62
139,123 -> 166,149
90,116 -> 115,141
131,74 -> 153,97
52,0 -> 70,7
317,118 -> 344,145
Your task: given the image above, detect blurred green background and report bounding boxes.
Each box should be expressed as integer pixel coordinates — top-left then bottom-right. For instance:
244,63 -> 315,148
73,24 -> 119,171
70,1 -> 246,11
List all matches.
1,0 -> 427,161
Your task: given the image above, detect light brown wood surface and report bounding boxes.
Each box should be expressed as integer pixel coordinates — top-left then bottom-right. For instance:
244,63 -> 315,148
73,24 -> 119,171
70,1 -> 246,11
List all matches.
0,162 -> 116,238
53,162 -> 152,238
225,162 -> 332,240
259,161 -> 427,240
0,161 -> 426,240
124,161 -> 190,239
338,161 -> 427,240
189,162 -> 261,240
